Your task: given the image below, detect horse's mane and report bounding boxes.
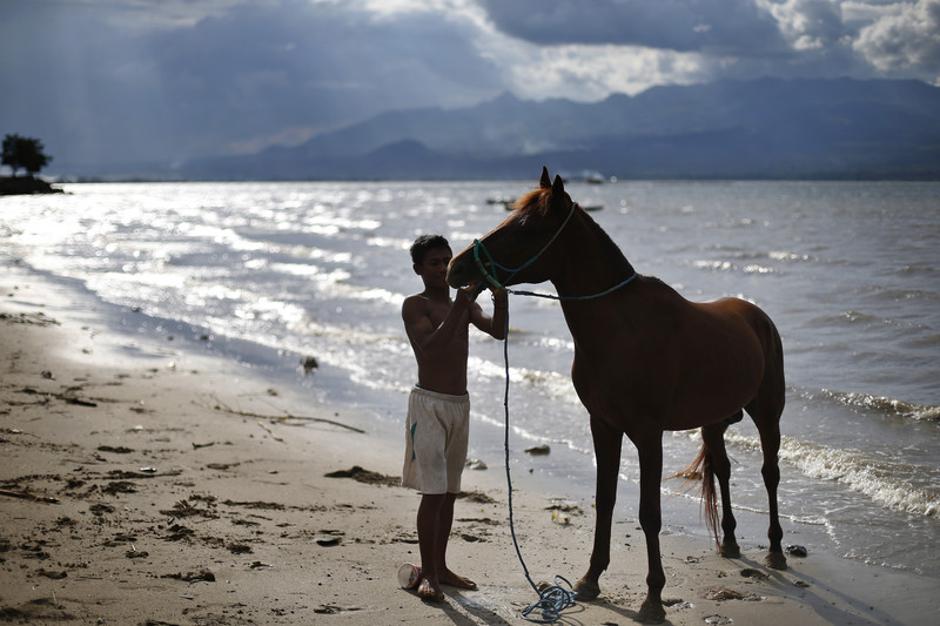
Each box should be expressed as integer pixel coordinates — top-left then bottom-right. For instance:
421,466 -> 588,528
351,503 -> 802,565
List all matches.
512,188 -> 551,214
579,209 -> 635,275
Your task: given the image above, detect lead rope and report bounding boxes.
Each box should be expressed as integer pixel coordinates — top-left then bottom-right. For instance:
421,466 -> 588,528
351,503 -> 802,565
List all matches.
472,206 -> 635,621
500,301 -> 578,623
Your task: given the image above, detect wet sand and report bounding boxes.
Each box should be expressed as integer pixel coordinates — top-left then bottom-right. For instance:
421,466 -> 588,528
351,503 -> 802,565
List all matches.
1,267 -> 937,625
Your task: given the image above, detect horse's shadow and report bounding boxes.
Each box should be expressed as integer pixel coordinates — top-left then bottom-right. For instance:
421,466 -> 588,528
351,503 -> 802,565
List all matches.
727,554 -> 888,626
585,596 -> 676,626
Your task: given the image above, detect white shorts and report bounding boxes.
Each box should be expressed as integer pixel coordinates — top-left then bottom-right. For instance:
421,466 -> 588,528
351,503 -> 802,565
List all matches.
401,386 -> 470,495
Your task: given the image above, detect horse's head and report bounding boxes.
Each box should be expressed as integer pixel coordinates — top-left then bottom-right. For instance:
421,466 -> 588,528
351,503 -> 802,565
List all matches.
448,166 -> 576,290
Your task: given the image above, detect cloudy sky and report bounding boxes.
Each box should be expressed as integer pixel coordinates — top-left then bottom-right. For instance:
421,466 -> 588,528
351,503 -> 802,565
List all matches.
2,0 -> 938,168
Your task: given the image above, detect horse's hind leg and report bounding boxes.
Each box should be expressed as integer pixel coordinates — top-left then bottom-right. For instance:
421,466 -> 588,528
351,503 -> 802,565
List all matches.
574,417 -> 623,601
636,432 -> 666,623
747,401 -> 787,570
702,417 -> 741,558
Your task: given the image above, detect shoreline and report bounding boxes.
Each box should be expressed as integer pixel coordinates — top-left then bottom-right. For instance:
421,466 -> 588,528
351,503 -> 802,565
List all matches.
1,263 -> 938,624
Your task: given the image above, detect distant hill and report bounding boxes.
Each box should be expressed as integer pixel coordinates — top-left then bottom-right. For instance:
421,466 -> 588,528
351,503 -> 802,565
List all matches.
184,77 -> 940,180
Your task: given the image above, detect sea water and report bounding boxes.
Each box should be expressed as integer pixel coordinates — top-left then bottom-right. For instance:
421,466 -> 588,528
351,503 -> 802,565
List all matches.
1,180 -> 938,577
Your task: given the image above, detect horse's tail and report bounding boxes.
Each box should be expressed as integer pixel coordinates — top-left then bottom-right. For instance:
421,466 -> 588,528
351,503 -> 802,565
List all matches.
674,440 -> 720,548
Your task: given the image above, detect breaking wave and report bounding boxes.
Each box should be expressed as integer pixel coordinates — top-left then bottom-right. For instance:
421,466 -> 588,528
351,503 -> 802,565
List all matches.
724,431 -> 940,518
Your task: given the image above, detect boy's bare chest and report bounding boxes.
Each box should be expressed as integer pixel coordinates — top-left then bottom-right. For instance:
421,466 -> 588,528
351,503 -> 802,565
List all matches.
427,300 -> 454,327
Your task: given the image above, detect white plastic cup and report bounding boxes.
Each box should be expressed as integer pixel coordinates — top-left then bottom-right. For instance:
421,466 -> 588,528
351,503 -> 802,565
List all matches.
397,563 -> 421,590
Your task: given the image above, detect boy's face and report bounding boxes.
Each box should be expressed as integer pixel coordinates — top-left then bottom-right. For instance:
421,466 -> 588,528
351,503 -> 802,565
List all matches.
414,246 -> 452,290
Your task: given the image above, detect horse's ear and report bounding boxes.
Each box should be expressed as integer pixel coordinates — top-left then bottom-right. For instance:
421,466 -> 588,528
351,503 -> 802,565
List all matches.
539,166 -> 551,188
552,174 -> 565,195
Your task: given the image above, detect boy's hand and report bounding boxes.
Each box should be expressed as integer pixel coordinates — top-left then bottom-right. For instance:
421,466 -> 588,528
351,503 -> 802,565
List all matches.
491,287 -> 508,309
455,284 -> 480,307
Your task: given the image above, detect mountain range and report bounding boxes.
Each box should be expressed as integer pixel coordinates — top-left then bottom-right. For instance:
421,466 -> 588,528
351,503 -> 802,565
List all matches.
183,77 -> 940,180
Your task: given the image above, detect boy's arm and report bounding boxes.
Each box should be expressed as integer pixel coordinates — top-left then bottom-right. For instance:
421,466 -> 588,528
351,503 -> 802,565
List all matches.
469,288 -> 508,340
402,291 -> 473,354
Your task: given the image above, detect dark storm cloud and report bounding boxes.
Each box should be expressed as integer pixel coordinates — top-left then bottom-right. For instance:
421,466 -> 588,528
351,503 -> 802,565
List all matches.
477,0 -> 791,55
0,0 -> 504,168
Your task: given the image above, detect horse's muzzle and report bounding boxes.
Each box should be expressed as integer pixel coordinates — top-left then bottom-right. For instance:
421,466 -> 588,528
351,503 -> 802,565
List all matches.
446,256 -> 475,289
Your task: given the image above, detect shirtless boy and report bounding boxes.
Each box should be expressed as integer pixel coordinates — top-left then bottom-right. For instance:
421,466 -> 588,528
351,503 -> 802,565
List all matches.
401,234 -> 507,602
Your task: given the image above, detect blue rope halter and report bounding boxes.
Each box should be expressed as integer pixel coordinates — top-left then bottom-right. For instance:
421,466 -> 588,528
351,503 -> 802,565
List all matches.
471,202 -> 636,301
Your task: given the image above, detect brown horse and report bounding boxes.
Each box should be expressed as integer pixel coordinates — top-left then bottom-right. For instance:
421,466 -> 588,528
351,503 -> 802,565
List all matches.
447,168 -> 787,623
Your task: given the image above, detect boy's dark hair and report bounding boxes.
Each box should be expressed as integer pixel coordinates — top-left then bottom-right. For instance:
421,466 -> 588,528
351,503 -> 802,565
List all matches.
410,234 -> 450,265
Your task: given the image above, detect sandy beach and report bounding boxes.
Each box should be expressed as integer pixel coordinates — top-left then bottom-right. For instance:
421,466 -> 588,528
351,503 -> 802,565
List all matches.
1,265 -> 937,625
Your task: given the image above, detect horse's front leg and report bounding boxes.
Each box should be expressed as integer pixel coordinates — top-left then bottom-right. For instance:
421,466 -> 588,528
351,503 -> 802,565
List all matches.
636,431 -> 666,623
574,416 -> 623,601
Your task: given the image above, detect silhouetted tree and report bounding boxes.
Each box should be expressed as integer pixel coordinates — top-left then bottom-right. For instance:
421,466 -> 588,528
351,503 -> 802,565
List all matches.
2,134 -> 52,177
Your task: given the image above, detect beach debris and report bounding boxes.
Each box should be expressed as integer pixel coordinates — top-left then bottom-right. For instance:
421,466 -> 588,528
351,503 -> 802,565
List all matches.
785,544 -> 808,557
199,333 -> 210,341
222,499 -> 286,510
663,598 -> 694,609
300,355 -> 319,374
125,549 -> 149,559
191,441 -> 216,449
0,311 -> 60,326
256,421 -> 284,443
249,561 -> 273,569
163,524 -> 195,542
466,458 -> 488,470
65,396 -> 97,407
0,598 -> 74,621
313,604 -> 341,614
398,563 -> 422,590
739,568 -> 768,580
17,386 -> 97,407
704,587 -> 744,601
266,388 -> 279,396
227,543 -> 253,554
138,466 -> 158,474
316,535 -> 342,547
161,569 -> 216,583
551,510 -> 571,526
456,516 -> 500,526
37,569 -> 67,579
41,370 -> 54,379
525,444 -> 551,455
89,503 -> 115,516
545,500 -> 584,516
107,468 -> 182,479
206,462 -> 238,470
324,466 -> 400,487
142,620 -> 180,626
160,498 -> 218,521
102,481 -> 138,495
0,489 -> 60,504
208,397 -> 364,433
794,580 -> 810,588
457,490 -> 496,504
460,532 -> 484,542
388,532 -> 419,544
704,614 -> 733,625
97,445 -> 134,454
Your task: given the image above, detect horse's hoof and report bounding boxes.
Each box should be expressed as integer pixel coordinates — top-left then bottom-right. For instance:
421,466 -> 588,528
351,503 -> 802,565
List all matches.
573,577 -> 600,601
638,599 -> 666,624
764,551 -> 788,570
720,542 -> 741,559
